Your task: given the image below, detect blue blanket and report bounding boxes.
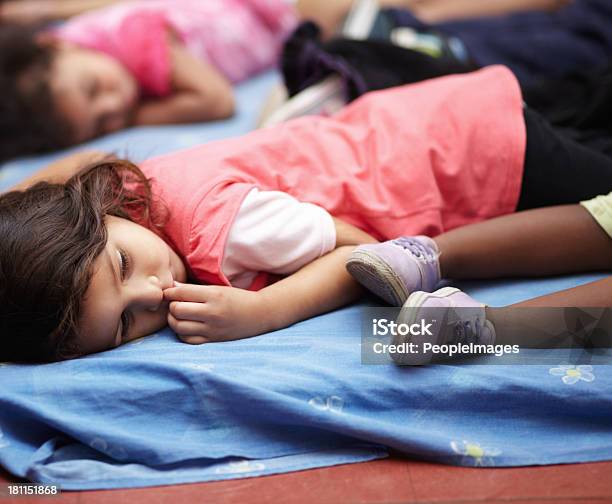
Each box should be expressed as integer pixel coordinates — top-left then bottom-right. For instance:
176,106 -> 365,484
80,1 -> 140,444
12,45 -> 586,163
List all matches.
1,71 -> 611,490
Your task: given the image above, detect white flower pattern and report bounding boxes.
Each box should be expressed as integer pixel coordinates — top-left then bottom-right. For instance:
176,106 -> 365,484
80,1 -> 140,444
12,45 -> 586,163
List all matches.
549,365 -> 595,385
450,440 -> 501,466
90,437 -> 127,460
185,363 -> 215,372
308,396 -> 344,413
214,460 -> 266,474
0,428 -> 9,449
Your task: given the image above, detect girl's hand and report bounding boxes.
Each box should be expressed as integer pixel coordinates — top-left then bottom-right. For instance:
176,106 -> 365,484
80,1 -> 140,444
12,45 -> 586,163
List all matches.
164,246 -> 365,345
134,34 -> 234,126
163,283 -> 268,344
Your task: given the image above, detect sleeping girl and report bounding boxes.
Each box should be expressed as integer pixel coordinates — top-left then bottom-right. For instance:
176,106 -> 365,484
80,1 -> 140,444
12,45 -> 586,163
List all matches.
0,0 -> 296,161
1,67 -> 611,362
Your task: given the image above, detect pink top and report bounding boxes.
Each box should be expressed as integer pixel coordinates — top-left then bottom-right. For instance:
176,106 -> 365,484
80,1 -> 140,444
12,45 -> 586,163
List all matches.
54,0 -> 297,96
140,67 -> 526,288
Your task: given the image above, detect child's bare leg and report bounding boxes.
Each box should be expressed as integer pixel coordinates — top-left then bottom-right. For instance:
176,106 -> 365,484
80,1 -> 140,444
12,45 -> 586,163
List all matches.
391,278 -> 611,365
295,0 -> 568,37
435,204 -> 612,280
348,201 -> 611,307
412,0 -> 569,24
296,0 -> 417,38
488,278 -> 612,348
511,277 -> 612,308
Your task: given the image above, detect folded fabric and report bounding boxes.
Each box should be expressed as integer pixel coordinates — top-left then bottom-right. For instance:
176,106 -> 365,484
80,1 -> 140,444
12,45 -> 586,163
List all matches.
1,274 -> 611,489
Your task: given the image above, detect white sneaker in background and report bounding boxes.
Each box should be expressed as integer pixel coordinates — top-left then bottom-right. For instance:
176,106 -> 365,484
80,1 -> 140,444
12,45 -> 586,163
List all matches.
259,75 -> 346,127
341,0 -> 380,39
258,0 -> 381,128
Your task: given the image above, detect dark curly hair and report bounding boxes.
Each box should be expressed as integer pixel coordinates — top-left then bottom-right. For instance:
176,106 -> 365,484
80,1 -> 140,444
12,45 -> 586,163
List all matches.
0,159 -> 165,362
0,23 -> 72,163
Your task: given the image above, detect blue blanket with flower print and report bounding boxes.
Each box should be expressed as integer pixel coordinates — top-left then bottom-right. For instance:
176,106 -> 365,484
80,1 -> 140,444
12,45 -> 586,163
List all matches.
1,72 -> 611,490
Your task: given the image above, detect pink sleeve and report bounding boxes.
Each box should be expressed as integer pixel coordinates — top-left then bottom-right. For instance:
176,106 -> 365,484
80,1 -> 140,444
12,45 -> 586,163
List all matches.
55,9 -> 172,97
237,0 -> 297,34
115,10 -> 172,97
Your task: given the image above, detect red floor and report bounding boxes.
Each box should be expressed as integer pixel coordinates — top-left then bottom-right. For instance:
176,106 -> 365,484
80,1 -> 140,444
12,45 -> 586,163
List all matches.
3,457 -> 612,504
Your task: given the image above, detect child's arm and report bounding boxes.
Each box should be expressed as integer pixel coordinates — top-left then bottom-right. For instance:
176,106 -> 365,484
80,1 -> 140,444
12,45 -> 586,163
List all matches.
295,0 -> 568,37
165,246 -> 360,343
5,151 -> 109,192
164,219 -> 378,344
333,217 -> 379,246
0,0 -> 122,24
409,0 -> 570,23
134,36 -> 235,126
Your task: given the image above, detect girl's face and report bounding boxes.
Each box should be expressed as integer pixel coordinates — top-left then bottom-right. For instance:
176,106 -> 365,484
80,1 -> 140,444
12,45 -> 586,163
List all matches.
76,216 -> 187,355
49,44 -> 139,143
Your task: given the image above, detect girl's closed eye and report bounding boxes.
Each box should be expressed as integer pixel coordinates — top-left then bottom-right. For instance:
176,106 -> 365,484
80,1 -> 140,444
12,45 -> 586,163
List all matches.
116,248 -> 133,343
117,248 -> 132,280
88,78 -> 100,99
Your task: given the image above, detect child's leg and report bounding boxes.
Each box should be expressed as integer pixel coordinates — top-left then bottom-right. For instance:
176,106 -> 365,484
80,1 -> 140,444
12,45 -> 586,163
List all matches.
348,200 -> 612,304
296,0 -> 417,38
511,277 -> 612,308
488,278 -> 612,348
392,280 -> 612,365
435,204 -> 612,280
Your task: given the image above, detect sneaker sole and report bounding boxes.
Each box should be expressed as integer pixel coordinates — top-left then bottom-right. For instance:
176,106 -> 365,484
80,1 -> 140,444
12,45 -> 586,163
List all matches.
346,250 -> 408,306
393,287 -> 461,366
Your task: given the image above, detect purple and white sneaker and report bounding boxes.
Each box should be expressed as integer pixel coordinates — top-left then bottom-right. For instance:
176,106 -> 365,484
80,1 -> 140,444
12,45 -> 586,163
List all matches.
346,236 -> 441,306
393,287 -> 496,366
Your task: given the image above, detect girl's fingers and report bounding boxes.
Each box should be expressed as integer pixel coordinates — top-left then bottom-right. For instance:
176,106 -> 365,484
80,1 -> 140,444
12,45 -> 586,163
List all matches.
178,334 -> 209,345
169,301 -> 208,322
164,282 -> 217,303
167,313 -> 209,343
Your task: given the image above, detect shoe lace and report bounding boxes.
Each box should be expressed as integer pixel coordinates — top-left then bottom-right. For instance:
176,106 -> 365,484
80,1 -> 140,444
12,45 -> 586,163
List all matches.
392,237 -> 437,263
452,318 -> 484,345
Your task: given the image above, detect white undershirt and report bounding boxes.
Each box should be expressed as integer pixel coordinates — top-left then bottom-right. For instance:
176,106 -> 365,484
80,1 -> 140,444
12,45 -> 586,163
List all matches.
222,188 -> 337,288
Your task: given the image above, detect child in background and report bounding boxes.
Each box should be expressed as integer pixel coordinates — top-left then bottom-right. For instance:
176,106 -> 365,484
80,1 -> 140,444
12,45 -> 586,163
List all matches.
0,0 -> 296,160
1,67 -> 611,363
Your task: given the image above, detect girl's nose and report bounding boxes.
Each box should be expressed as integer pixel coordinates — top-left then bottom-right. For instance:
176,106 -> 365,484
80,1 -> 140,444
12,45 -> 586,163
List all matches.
97,94 -> 127,132
132,276 -> 164,312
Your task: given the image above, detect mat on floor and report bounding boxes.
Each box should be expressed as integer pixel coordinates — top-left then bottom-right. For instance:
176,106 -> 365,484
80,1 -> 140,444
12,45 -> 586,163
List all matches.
1,71 -> 610,490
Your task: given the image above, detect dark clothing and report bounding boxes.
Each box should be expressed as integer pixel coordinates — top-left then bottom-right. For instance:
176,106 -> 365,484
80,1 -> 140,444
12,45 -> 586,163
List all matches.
281,22 -> 475,99
522,64 -> 612,134
519,107 -> 612,210
388,0 -> 612,86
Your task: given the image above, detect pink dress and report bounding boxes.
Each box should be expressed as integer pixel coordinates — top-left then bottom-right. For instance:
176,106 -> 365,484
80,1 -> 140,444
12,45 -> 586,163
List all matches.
139,67 -> 527,288
54,0 -> 297,96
